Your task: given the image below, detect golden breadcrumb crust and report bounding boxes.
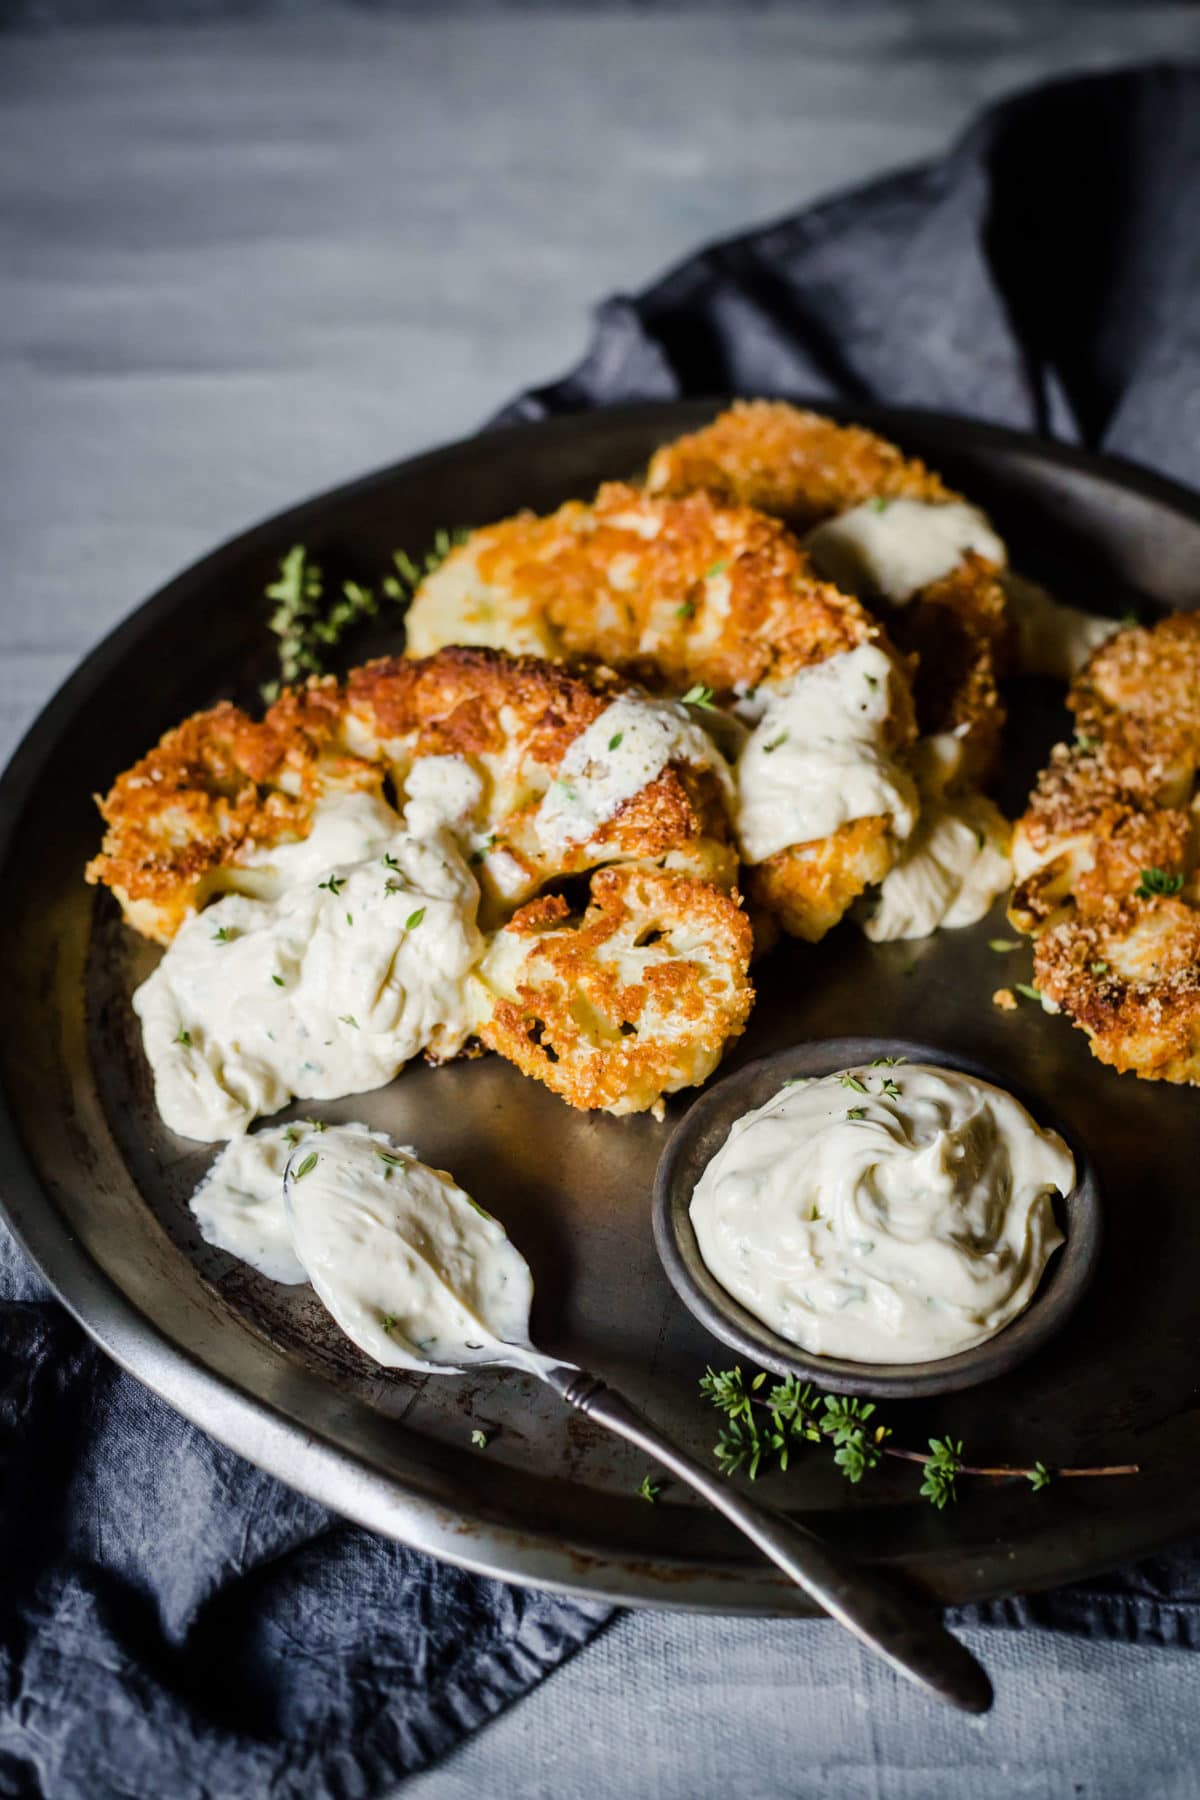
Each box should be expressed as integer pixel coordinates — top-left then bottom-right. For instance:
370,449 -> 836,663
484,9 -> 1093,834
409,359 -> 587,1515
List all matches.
645,400 -> 954,525
476,864 -> 754,1114
406,481 -> 882,698
1013,612 -> 1200,1084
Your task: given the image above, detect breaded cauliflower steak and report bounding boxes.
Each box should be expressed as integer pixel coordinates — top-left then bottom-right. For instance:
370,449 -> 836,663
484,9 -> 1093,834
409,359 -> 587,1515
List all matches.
477,865 -> 754,1114
1012,612 -> 1200,1084
646,401 -> 1011,783
407,480 -> 874,696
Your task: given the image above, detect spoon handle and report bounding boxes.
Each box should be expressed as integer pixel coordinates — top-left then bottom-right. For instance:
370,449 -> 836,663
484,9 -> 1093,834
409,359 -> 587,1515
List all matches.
542,1364 -> 992,1715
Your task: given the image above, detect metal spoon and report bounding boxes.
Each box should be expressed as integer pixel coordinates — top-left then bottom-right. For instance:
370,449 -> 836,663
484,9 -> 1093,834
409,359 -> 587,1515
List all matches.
476,1345 -> 992,1715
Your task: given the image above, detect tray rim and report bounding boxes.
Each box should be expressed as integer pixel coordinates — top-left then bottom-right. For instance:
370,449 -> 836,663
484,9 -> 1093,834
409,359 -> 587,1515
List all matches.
4,398 -> 1200,1615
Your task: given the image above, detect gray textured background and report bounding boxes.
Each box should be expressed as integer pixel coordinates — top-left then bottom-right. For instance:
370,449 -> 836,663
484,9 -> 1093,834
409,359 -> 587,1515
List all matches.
4,5 -> 1200,1794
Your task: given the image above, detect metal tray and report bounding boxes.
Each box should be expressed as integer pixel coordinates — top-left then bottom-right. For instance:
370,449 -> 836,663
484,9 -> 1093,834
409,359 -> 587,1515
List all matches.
2,401 -> 1198,1615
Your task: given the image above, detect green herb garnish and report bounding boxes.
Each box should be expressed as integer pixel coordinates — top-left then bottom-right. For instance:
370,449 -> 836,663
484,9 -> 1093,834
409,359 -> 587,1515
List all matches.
338,1014 -> 360,1029
608,732 -> 624,751
988,938 -> 1020,953
637,1474 -> 664,1504
174,1027 -> 192,1047
680,684 -> 716,710
1134,867 -> 1184,899
405,907 -> 426,931
1015,982 -> 1043,1003
838,1073 -> 868,1094
293,1152 -> 319,1180
699,1365 -> 1134,1500
471,1429 -> 489,1450
212,925 -> 232,944
763,732 -> 789,754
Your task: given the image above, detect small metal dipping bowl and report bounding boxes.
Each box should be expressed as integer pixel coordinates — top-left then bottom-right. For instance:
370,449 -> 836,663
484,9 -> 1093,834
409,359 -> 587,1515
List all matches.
652,1037 -> 1103,1399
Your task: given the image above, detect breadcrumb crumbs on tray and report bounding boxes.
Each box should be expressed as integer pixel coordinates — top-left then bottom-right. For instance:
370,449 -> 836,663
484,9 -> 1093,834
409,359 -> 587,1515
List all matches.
993,987 -> 1018,1011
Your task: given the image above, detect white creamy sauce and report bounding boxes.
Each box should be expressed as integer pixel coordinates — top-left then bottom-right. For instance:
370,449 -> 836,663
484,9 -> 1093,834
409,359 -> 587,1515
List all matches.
535,693 -> 732,855
189,1122 -> 311,1283
860,793 -> 1011,942
401,754 -> 484,843
135,823 -> 484,1141
234,788 -> 401,896
690,1064 -> 1073,1364
858,736 -> 1011,942
1001,572 -> 1119,680
282,1123 -> 555,1376
805,500 -> 1006,604
734,643 -> 918,865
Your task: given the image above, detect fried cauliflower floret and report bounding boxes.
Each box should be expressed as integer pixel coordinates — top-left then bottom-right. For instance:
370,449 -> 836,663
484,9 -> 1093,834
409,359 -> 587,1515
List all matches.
1035,898 -> 1200,1085
85,691 -> 385,944
747,816 -> 897,942
646,402 -> 1012,782
475,865 -> 754,1114
406,481 -> 876,697
345,648 -> 737,916
1012,612 -> 1200,1084
1011,616 -> 1200,932
88,647 -> 738,944
645,400 -> 954,525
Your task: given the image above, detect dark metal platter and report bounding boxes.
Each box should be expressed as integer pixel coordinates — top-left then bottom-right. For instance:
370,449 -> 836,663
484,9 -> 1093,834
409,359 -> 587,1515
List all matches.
2,401 -> 1198,1615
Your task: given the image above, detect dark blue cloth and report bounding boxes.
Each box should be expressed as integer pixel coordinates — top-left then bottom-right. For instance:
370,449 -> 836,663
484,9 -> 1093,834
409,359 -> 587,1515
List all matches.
5,60 -> 1200,1800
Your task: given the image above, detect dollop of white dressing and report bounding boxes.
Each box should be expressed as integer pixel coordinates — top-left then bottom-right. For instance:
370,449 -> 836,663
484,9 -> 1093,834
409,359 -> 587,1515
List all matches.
282,1123 -> 554,1375
234,789 -> 401,894
1001,572 -> 1119,680
402,754 -> 485,842
535,694 -> 732,855
806,500 -> 1007,604
690,1063 -> 1072,1364
734,643 -> 918,864
135,825 -> 484,1141
860,793 -> 1011,941
857,735 -> 1011,943
189,1122 -> 308,1283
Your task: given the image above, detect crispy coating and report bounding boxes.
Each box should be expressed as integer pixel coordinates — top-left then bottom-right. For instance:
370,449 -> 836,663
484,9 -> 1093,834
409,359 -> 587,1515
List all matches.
645,400 -> 954,525
406,481 -> 879,698
746,816 -> 897,943
88,646 -> 736,944
646,402 -> 1011,781
476,865 -> 754,1114
84,694 -> 384,943
1013,612 -> 1200,1083
1035,898 -> 1200,1084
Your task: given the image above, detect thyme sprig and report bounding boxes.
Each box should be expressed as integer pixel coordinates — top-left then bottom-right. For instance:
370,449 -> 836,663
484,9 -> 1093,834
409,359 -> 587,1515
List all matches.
260,530 -> 466,700
699,1366 -> 1137,1507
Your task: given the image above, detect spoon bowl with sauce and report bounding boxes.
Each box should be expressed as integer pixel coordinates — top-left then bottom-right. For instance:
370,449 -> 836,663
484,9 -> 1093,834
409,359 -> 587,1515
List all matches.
653,1037 -> 1102,1400
257,1121 -> 994,1715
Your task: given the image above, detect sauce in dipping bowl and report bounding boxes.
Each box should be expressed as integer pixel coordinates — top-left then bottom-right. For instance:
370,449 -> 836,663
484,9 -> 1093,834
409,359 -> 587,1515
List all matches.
653,1038 -> 1101,1398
